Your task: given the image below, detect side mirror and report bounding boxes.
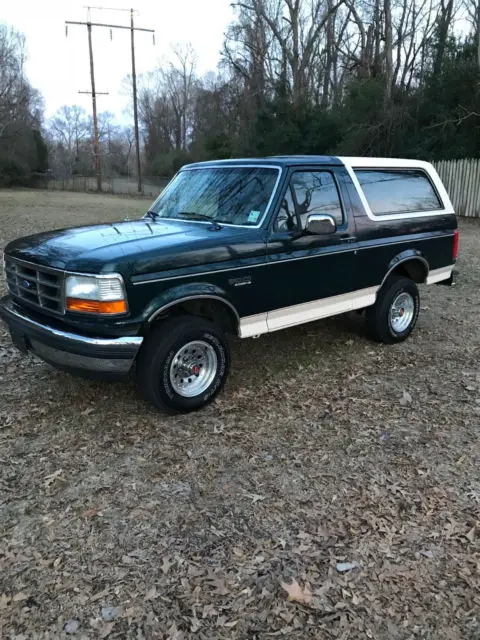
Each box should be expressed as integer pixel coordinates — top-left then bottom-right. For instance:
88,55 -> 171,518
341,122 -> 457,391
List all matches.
306,214 -> 337,235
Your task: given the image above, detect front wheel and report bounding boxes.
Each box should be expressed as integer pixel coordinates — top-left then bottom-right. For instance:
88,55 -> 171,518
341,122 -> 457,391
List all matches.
136,316 -> 230,413
366,275 -> 420,344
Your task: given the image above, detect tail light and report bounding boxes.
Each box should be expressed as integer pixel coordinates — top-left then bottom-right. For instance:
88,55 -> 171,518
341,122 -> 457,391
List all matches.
453,229 -> 459,260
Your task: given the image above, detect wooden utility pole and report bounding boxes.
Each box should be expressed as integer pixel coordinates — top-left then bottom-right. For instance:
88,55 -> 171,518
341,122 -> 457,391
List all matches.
87,22 -> 101,191
130,9 -> 142,193
66,9 -> 154,194
78,88 -> 109,188
66,19 -> 109,191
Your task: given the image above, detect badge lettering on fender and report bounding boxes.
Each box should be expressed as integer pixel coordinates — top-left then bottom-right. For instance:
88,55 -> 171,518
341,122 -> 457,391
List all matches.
228,275 -> 251,287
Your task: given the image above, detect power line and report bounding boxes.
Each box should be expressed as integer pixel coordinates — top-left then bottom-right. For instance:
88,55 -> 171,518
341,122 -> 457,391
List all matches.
66,20 -> 152,33
82,6 -> 139,12
65,8 -> 155,194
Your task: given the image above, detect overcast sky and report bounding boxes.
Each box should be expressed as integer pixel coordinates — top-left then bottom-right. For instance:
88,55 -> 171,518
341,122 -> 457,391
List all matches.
3,0 -> 234,122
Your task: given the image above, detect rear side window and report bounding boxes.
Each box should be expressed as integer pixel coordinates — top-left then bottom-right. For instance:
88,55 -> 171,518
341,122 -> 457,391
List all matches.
354,169 -> 442,215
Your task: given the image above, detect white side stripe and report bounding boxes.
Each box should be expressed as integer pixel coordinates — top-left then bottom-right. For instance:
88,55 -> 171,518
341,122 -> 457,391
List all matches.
267,286 -> 378,332
238,265 -> 454,338
239,313 -> 269,338
239,286 -> 378,337
426,265 -> 454,284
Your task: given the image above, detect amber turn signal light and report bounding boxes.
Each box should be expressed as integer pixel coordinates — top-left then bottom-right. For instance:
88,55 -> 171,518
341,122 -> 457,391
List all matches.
66,298 -> 127,314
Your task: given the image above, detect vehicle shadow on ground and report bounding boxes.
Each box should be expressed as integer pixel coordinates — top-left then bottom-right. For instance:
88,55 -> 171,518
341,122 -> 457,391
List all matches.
26,311 -> 371,424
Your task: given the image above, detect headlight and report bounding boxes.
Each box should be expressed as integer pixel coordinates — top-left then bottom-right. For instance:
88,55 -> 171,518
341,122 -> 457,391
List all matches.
65,274 -> 127,314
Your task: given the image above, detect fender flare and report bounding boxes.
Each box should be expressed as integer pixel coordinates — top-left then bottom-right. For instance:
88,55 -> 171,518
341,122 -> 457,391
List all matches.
144,282 -> 240,331
381,250 -> 430,288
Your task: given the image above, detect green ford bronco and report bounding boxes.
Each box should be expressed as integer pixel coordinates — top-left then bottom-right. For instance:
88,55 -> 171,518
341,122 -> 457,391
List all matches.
1,156 -> 457,412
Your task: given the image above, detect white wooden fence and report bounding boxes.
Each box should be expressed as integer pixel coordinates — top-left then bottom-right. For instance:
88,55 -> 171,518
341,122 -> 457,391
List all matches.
434,159 -> 480,218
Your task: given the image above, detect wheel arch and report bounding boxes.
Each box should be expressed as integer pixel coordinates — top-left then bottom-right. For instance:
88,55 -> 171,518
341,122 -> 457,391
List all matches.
381,252 -> 429,287
146,288 -> 240,336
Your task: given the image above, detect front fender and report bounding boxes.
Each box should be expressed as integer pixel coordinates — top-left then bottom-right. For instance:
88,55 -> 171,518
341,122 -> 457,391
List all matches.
142,281 -> 239,324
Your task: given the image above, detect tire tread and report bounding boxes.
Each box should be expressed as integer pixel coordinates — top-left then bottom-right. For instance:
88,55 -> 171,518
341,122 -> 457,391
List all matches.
136,315 -> 230,412
365,275 -> 420,344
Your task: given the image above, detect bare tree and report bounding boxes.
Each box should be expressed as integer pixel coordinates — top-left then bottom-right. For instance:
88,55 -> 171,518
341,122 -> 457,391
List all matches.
384,0 -> 393,99
170,44 -> 197,151
463,0 -> 480,66
0,25 -> 26,141
224,0 -> 347,105
433,0 -> 455,75
48,105 -> 91,177
0,24 -> 46,182
138,44 -> 199,169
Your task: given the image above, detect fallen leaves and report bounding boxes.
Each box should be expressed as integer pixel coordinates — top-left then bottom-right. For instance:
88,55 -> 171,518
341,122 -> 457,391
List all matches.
281,579 -> 312,605
43,468 -> 66,487
12,592 -> 29,602
101,605 -> 120,622
0,593 -> 10,609
0,592 -> 32,608
145,586 -> 158,601
465,524 -> 476,543
241,491 -> 266,503
162,556 -> 174,574
400,390 -> 413,406
64,619 -> 80,634
99,622 -> 115,638
206,576 -> 230,596
0,203 -> 479,639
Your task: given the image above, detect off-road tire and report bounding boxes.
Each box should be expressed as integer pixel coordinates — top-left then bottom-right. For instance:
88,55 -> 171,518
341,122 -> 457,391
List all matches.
365,275 -> 420,344
137,315 -> 230,413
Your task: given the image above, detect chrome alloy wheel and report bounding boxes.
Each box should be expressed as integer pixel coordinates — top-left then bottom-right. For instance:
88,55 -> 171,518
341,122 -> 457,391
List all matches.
389,291 -> 415,333
169,340 -> 218,397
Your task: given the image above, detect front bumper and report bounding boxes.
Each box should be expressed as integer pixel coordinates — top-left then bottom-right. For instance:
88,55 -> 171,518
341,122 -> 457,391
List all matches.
0,296 -> 143,376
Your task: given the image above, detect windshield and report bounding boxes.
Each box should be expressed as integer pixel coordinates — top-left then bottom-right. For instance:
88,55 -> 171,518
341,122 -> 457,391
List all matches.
147,166 -> 280,226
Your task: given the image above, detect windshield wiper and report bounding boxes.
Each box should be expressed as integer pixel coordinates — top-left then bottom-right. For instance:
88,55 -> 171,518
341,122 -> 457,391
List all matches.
176,211 -> 214,222
178,212 -> 223,230
145,210 -> 222,227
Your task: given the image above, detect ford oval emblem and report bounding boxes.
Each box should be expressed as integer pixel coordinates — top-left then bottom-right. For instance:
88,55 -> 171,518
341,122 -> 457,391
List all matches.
22,279 -> 32,289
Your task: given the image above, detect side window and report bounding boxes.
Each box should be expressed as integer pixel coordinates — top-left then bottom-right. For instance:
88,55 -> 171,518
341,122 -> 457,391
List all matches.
290,171 -> 344,229
355,169 -> 442,215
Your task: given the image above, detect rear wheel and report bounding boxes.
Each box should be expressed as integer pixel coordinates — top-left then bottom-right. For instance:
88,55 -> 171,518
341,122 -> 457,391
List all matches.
366,275 -> 420,344
137,316 -> 230,413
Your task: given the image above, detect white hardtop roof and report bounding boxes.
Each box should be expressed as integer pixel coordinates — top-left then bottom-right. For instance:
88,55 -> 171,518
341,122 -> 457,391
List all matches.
338,157 -> 434,169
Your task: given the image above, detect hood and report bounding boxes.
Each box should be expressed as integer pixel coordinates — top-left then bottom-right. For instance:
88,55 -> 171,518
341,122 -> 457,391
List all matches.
5,218 -> 260,275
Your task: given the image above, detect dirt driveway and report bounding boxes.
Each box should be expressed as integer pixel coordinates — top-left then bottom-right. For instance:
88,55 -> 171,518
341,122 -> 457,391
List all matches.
0,190 -> 479,639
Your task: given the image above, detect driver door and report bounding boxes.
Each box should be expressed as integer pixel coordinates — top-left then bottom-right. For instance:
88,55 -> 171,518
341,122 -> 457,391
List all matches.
265,166 -> 361,331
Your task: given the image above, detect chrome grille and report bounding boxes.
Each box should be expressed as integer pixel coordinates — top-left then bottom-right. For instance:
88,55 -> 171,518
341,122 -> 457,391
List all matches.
4,256 -> 64,315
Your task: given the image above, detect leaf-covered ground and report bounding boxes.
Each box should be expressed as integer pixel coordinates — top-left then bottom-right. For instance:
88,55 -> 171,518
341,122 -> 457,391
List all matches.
0,190 -> 479,639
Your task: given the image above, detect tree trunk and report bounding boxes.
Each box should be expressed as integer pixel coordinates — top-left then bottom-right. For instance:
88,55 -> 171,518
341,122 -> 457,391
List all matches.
322,0 -> 334,108
287,0 -> 301,102
476,0 -> 480,69
384,0 -> 393,100
373,0 -> 382,77
433,0 -> 454,77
